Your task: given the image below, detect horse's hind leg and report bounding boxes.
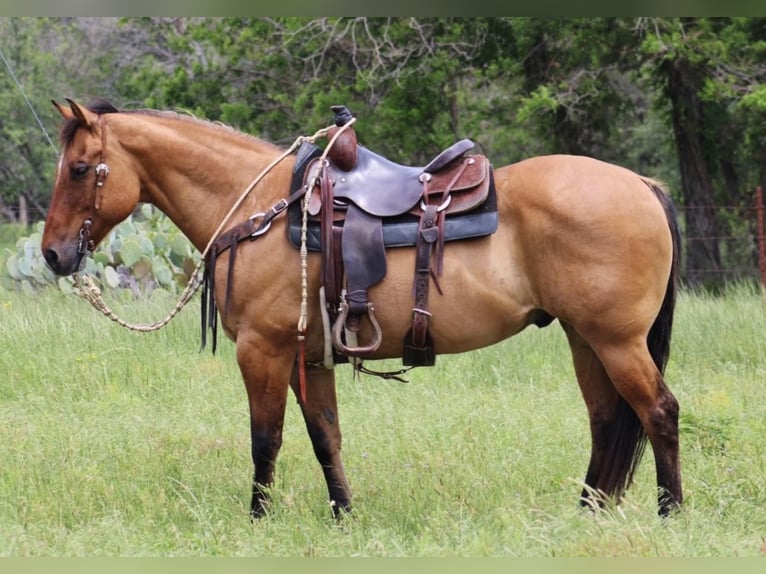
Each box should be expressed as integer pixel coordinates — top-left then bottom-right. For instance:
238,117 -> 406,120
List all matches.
562,322 -> 681,516
561,322 -> 627,509
597,338 -> 682,515
289,363 -> 352,518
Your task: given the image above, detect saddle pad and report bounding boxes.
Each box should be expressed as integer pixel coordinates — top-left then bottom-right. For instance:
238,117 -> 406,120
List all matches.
286,170 -> 498,252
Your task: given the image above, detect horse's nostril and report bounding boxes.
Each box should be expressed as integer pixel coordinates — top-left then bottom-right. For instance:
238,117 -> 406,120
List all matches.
43,248 -> 60,268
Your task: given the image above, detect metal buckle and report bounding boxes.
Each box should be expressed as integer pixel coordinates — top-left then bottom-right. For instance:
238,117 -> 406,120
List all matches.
77,218 -> 93,255
248,212 -> 272,238
94,163 -> 110,188
420,194 -> 452,212
271,198 -> 288,215
411,307 -> 432,319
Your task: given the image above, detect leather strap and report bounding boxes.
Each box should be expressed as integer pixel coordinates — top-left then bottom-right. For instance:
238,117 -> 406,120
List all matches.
320,166 -> 338,314
425,158 -> 470,276
201,188 -> 304,353
411,204 -> 439,349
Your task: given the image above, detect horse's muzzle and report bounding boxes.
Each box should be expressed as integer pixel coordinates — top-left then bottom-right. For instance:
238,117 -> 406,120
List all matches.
43,243 -> 86,276
43,218 -> 94,276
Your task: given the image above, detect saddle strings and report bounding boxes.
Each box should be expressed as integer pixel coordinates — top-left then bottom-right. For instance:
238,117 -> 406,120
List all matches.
74,119 -> 351,333
297,116 -> 356,335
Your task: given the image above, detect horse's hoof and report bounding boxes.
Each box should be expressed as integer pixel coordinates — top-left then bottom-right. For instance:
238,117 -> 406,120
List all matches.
331,499 -> 352,520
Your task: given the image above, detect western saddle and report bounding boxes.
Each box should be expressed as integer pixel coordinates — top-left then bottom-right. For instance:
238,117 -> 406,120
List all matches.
204,106 -> 497,371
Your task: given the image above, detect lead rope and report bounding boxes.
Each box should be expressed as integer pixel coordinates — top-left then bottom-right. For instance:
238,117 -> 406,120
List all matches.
72,123 -> 337,332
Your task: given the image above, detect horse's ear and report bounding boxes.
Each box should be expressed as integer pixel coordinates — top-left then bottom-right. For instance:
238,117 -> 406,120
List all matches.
52,100 -> 73,120
64,98 -> 97,129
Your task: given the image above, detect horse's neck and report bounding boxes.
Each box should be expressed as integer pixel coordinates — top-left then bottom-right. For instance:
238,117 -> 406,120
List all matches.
113,114 -> 288,252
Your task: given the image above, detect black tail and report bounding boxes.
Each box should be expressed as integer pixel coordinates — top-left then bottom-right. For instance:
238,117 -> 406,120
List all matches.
645,181 -> 681,375
598,180 -> 681,501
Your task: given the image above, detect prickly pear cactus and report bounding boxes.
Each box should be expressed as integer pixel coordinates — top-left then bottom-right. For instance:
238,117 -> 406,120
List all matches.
1,205 -> 200,295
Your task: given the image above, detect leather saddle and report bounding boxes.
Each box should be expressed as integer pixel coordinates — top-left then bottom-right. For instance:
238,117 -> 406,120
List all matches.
307,138 -> 486,218
289,106 -> 498,367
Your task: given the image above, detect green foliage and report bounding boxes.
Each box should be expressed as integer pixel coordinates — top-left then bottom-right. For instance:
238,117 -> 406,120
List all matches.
0,19 -> 67,207
1,205 -> 200,296
0,223 -> 28,246
1,224 -> 55,294
516,85 -> 559,124
739,84 -> 766,112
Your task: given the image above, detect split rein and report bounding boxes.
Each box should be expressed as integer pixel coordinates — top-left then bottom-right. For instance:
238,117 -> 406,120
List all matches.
73,118 -> 357,339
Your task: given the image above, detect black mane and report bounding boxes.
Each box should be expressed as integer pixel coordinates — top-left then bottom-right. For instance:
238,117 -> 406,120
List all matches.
85,98 -> 120,115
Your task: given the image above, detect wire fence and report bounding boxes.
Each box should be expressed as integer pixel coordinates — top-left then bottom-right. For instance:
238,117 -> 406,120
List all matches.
675,187 -> 766,288
3,189 -> 766,290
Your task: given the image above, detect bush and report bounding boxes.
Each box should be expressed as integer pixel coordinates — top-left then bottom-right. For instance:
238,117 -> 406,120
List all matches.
0,223 -> 30,247
1,205 -> 201,296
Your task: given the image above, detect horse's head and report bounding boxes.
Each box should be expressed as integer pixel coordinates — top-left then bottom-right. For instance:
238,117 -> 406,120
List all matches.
42,98 -> 141,275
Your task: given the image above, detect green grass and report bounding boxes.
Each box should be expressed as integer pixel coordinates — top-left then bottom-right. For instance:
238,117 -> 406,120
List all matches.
0,283 -> 765,556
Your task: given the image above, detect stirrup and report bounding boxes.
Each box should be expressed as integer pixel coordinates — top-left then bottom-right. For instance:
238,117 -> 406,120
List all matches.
332,300 -> 382,357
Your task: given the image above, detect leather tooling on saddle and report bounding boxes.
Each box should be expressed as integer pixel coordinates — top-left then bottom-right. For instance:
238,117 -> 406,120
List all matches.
287,106 -> 498,368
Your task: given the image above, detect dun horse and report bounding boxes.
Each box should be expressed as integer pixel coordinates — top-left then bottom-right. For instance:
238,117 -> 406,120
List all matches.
41,99 -> 682,518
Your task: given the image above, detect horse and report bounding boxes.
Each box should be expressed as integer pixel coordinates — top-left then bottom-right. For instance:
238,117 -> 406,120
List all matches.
41,98 -> 683,519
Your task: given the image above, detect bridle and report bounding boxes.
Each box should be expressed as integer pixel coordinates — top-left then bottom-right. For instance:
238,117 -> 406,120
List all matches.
76,217 -> 93,256
75,115 -> 110,260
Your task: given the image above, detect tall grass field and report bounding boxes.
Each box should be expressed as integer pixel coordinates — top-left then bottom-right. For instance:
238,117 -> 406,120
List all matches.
0,283 -> 764,557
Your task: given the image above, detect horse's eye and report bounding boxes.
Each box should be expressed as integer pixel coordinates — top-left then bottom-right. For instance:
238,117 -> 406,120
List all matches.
71,162 -> 90,179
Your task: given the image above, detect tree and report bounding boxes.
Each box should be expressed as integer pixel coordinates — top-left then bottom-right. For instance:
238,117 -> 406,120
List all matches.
0,18 -> 65,223
116,18 -> 503,162
500,17 -> 766,287
0,17 -> 133,223
638,17 -> 766,287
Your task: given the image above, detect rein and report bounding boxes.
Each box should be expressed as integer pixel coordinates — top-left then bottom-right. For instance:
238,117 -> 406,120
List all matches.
72,118 -> 343,334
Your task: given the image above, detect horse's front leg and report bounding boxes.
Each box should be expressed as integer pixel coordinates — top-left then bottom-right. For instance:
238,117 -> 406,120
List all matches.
290,363 -> 352,518
235,333 -> 293,519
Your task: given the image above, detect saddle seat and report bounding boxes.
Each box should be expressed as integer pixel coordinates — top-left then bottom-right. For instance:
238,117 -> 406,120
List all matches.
308,138 -> 490,219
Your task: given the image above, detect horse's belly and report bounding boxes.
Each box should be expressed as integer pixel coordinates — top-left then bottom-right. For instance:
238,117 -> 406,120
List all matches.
362,237 -> 533,358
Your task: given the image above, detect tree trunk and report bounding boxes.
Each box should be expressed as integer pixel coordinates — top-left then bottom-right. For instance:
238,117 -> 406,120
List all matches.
664,58 -> 721,288
18,194 -> 28,227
